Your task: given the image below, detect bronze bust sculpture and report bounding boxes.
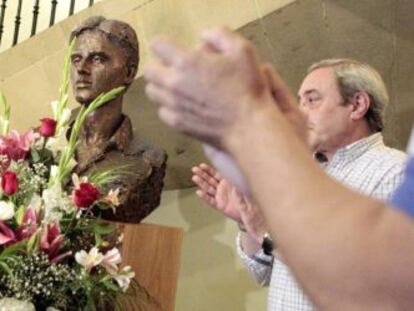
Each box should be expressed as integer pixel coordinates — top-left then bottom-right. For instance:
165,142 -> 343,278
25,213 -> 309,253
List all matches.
69,16 -> 167,223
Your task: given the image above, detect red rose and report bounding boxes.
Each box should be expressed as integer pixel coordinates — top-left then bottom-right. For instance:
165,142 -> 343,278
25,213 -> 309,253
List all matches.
73,183 -> 100,208
39,118 -> 57,137
1,171 -> 19,196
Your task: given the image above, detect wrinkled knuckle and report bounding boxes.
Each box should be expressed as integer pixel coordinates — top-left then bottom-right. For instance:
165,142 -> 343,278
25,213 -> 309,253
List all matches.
166,75 -> 183,93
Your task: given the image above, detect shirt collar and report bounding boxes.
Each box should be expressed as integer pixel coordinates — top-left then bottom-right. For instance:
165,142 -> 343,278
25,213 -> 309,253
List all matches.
331,132 -> 384,163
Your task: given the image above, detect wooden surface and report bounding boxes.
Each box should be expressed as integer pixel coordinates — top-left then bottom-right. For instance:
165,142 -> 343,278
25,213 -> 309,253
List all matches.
120,223 -> 184,310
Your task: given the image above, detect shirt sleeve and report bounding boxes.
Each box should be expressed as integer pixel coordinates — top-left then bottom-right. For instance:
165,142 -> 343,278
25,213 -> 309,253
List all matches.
372,161 -> 406,200
390,156 -> 414,216
236,232 -> 273,286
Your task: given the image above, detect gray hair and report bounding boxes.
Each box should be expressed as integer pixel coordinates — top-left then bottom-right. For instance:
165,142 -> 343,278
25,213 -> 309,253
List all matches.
308,59 -> 388,132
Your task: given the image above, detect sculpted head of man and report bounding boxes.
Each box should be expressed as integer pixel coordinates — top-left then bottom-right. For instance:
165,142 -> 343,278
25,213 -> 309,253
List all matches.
69,16 -> 139,105
298,58 -> 388,155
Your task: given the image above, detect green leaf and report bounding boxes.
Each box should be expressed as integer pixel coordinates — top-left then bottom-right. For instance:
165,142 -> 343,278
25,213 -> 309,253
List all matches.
0,90 -> 10,135
26,231 -> 40,253
93,223 -> 116,235
0,261 -> 12,274
88,163 -> 134,187
15,205 -> 25,225
0,240 -> 26,259
86,295 -> 97,311
31,148 -> 40,162
102,280 -> 121,291
95,232 -> 103,246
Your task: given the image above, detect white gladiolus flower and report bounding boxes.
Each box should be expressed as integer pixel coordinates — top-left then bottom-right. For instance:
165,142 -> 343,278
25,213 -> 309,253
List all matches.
49,165 -> 59,180
46,132 -> 69,157
113,266 -> 135,291
0,298 -> 35,311
101,248 -> 122,274
60,107 -> 71,124
28,194 -> 42,213
75,247 -> 104,272
0,201 -> 15,220
51,100 -> 59,118
42,183 -> 73,221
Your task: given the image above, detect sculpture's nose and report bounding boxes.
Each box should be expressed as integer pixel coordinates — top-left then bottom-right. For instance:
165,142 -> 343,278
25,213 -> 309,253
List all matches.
75,58 -> 90,76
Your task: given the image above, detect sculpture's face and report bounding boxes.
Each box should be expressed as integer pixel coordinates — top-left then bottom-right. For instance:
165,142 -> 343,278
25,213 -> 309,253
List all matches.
70,30 -> 128,105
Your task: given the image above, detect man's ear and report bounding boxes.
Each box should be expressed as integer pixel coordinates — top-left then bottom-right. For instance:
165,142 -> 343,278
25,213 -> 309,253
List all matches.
350,91 -> 370,120
124,64 -> 137,86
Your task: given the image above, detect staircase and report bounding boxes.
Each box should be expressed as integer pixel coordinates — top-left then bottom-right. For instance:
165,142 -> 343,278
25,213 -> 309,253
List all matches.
0,0 -> 101,53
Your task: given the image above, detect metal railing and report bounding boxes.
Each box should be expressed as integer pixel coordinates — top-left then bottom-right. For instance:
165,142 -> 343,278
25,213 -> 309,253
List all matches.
0,0 -> 95,49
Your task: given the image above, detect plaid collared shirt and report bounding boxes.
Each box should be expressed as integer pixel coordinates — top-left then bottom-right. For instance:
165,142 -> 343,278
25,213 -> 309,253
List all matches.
237,133 -> 407,310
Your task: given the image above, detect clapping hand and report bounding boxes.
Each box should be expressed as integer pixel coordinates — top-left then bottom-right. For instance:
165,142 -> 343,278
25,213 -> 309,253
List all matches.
192,163 -> 266,243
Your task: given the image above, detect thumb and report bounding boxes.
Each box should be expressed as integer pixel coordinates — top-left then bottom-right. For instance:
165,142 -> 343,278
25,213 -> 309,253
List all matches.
262,63 -> 297,113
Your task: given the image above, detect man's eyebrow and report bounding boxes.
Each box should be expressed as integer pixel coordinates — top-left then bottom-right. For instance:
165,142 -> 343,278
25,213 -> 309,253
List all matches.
298,89 -> 320,98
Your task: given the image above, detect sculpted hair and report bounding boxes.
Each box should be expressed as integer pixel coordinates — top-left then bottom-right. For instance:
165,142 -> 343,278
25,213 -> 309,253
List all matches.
70,16 -> 139,82
308,59 -> 388,132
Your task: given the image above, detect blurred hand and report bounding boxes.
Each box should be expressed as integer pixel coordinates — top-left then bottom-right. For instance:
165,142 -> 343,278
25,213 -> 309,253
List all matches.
262,64 -> 308,143
144,27 -> 273,150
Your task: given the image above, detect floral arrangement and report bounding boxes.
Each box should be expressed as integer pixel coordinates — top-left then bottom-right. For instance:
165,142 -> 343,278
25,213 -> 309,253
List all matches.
0,40 -> 139,310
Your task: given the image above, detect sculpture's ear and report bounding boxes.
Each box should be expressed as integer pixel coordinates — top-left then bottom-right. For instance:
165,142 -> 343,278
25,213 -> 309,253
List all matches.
124,63 -> 137,86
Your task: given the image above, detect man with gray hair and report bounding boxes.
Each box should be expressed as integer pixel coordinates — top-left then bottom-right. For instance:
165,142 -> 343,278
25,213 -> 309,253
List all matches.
192,58 -> 406,310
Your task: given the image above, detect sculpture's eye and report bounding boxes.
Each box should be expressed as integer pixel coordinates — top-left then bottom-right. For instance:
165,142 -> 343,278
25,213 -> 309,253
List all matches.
92,55 -> 104,64
71,55 -> 81,64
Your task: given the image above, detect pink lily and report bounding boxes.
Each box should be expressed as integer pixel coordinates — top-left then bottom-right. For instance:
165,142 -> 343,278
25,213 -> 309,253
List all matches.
0,221 -> 16,245
0,129 -> 38,162
40,223 -> 62,257
50,250 -> 72,263
40,223 -> 70,262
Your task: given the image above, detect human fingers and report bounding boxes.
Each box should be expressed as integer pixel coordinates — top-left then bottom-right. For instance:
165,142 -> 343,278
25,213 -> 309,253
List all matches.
200,26 -> 241,54
203,144 -> 251,197
192,174 -> 217,196
262,63 -> 297,112
262,63 -> 308,142
144,62 -> 173,90
201,27 -> 264,87
199,163 -> 224,182
192,165 -> 220,186
150,36 -> 189,66
146,83 -> 203,120
157,106 -> 223,147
